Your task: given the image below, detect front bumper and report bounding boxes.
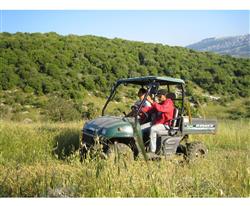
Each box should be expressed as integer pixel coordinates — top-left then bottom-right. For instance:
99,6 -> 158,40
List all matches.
81,130 -> 109,152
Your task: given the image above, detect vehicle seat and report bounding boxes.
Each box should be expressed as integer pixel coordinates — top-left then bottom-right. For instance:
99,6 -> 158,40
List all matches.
157,107 -> 179,136
172,108 -> 179,128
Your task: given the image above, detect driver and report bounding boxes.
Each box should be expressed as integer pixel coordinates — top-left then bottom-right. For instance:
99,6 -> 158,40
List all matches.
134,88 -> 151,108
126,88 -> 151,121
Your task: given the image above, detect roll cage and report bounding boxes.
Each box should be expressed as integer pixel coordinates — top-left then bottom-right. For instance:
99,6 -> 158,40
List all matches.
101,76 -> 185,120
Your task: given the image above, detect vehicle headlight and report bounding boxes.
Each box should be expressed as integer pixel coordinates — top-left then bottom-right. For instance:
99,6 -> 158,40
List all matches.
101,128 -> 107,135
117,126 -> 133,133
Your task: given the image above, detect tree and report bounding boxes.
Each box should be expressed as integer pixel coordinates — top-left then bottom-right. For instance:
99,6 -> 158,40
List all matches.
0,65 -> 19,90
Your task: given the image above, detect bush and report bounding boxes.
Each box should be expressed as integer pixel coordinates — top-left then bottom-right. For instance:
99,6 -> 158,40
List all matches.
0,105 -> 12,120
82,102 -> 100,119
45,96 -> 81,122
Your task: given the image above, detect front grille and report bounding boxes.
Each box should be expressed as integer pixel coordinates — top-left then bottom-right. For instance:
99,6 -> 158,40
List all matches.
82,131 -> 109,151
84,129 -> 96,136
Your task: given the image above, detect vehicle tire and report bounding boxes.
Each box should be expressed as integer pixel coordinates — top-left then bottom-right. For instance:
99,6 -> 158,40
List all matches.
106,142 -> 135,162
185,141 -> 208,161
176,144 -> 187,155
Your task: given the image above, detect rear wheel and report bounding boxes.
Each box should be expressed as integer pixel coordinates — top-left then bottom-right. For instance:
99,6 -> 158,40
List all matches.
176,144 -> 187,154
185,141 -> 208,161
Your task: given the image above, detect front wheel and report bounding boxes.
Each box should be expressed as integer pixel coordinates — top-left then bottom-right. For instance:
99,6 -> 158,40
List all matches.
106,142 -> 135,161
185,141 -> 208,161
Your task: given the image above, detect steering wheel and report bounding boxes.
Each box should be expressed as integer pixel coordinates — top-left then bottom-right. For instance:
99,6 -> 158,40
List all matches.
131,105 -> 149,120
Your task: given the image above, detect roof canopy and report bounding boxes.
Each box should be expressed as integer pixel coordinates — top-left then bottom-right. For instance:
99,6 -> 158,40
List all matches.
116,76 -> 185,86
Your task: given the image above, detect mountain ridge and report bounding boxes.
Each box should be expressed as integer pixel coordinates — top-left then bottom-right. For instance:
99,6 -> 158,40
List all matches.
187,34 -> 250,58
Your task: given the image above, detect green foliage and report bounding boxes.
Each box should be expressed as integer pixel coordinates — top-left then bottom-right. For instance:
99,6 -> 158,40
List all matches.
53,129 -> 80,159
45,96 -> 81,122
0,65 -> 19,90
0,32 -> 249,121
0,105 -> 12,120
82,102 -> 100,119
0,32 -> 249,101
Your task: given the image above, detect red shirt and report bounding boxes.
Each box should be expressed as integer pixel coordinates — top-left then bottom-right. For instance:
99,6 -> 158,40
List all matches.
143,99 -> 174,125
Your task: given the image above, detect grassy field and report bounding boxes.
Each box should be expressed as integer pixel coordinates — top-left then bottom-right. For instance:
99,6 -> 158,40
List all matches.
0,120 -> 249,197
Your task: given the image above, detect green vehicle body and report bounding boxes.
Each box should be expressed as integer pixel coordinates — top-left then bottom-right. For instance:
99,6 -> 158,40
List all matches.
83,116 -> 135,139
80,76 -> 217,160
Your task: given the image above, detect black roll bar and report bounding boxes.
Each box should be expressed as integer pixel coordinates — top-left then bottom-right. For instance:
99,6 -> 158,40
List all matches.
102,83 -> 120,116
102,80 -> 185,118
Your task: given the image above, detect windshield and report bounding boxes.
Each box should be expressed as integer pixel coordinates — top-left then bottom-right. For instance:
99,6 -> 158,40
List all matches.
102,82 -> 183,117
103,84 -> 138,116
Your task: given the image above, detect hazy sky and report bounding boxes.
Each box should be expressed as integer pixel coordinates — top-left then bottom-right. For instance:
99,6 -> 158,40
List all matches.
1,10 -> 249,46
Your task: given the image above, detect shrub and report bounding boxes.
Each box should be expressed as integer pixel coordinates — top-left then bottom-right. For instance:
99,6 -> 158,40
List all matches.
45,96 -> 81,122
82,102 -> 100,119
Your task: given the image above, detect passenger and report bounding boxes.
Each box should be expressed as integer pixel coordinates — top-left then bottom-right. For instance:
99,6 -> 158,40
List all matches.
144,89 -> 175,153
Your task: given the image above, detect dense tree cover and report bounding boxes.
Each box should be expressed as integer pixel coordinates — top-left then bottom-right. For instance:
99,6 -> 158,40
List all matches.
0,32 -> 249,100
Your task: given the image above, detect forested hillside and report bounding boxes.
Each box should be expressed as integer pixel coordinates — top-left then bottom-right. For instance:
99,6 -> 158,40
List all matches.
0,32 -> 249,121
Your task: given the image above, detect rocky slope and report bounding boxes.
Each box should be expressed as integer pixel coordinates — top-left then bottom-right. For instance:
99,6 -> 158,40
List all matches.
187,34 -> 250,58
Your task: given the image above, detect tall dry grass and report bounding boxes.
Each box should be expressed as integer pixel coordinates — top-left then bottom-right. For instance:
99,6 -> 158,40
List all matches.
0,120 -> 249,197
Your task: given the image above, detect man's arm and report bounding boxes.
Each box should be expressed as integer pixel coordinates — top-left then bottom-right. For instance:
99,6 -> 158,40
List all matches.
152,101 -> 172,112
147,96 -> 173,112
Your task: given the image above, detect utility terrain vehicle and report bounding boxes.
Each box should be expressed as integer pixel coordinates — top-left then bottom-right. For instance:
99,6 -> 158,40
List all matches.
80,76 -> 217,161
